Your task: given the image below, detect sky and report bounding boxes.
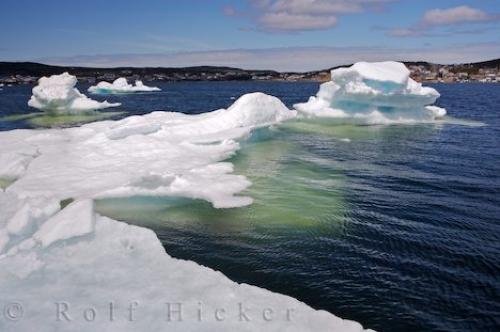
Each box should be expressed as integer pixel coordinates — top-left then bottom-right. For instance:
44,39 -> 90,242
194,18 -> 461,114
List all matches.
0,0 -> 499,71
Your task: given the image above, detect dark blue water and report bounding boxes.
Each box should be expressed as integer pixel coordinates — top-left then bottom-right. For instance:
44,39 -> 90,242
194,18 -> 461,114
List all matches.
1,82 -> 499,331
0,81 -> 317,130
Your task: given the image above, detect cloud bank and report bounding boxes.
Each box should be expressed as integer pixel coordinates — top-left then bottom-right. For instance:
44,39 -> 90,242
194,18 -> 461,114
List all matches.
39,43 -> 500,72
388,5 -> 500,37
225,0 -> 395,32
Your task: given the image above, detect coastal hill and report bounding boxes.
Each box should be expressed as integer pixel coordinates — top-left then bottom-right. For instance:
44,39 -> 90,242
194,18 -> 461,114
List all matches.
0,58 -> 499,84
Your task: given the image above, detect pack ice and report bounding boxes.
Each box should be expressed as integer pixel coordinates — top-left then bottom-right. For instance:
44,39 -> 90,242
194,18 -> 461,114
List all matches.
88,77 -> 161,94
28,72 -> 121,113
294,61 -> 447,124
0,92 -> 373,331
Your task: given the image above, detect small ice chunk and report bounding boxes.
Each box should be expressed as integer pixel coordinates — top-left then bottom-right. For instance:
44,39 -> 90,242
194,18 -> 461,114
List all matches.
88,77 -> 161,94
33,199 -> 95,247
6,198 -> 59,236
0,151 -> 38,179
28,72 -> 121,113
426,105 -> 447,118
7,203 -> 41,236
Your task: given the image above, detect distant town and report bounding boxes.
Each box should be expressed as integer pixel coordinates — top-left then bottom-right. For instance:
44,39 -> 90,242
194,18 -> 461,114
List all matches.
0,58 -> 499,86
406,60 -> 500,83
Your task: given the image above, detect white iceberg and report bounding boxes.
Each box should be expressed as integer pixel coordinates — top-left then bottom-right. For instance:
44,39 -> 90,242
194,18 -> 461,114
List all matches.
88,77 -> 161,94
0,93 -> 375,331
28,72 -> 121,113
294,61 -> 447,125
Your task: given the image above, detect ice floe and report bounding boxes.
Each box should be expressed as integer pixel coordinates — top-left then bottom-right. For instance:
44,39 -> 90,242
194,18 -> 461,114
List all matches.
1,92 -> 295,208
294,61 -> 447,125
28,72 -> 121,113
0,92 -> 373,331
88,77 -> 161,94
0,198 -> 372,331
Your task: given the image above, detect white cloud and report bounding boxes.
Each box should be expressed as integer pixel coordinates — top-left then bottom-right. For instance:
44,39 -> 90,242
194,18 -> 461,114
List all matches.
226,0 -> 395,32
268,0 -> 365,15
389,5 -> 499,37
259,12 -> 338,31
422,6 -> 491,26
38,43 -> 500,72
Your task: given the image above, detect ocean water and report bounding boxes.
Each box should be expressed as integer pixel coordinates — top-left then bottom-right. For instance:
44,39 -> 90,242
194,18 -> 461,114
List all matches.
1,82 -> 499,331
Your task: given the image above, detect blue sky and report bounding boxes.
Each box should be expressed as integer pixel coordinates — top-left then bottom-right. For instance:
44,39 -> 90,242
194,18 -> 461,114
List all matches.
1,0 -> 499,71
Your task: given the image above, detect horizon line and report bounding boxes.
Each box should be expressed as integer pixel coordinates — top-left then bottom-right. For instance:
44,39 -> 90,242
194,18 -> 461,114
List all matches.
1,56 -> 499,74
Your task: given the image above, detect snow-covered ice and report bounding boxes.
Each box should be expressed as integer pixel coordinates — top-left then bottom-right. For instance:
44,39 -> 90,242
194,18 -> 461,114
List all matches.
3,92 -> 296,209
0,199 -> 372,331
28,72 -> 121,113
294,61 -> 447,124
0,92 -> 374,331
88,77 -> 161,94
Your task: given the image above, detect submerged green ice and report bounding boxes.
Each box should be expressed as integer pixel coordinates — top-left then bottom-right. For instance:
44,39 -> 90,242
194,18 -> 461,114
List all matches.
96,123 -> 348,233
0,111 -> 124,128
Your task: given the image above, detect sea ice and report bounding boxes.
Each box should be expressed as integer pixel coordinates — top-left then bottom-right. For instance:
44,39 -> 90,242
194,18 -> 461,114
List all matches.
88,77 -> 161,94
2,92 -> 296,209
294,61 -> 447,124
0,92 -> 373,331
28,72 -> 121,113
0,63 -> 456,329
0,202 -> 372,331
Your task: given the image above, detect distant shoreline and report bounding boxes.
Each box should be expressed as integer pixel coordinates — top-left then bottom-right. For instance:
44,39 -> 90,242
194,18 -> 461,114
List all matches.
1,58 -> 499,84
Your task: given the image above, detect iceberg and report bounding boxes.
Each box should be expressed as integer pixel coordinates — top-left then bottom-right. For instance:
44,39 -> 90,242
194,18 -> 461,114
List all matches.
0,92 -> 375,331
28,72 -> 121,113
88,77 -> 161,94
294,61 -> 447,124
